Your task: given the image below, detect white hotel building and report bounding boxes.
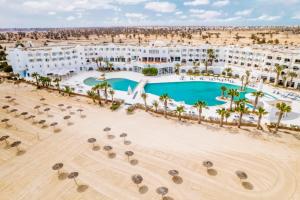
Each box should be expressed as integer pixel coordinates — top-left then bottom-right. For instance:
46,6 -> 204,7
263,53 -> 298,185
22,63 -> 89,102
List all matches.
7,42 -> 300,89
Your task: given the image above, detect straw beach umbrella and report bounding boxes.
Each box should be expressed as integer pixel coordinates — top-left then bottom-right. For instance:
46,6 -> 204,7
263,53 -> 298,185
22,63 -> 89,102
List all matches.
156,187 -> 168,199
168,170 -> 179,176
0,135 -> 10,146
131,174 -> 143,188
50,122 -> 58,131
120,133 -> 127,143
63,115 -> 71,125
87,138 -> 99,150
10,108 -> 18,116
34,105 -> 41,113
2,105 -> 10,112
20,112 -> 28,118
68,172 -> 79,186
44,108 -> 51,116
203,160 -> 213,170
124,150 -> 134,161
236,170 -> 248,181
52,162 -> 64,176
1,118 -> 10,127
10,141 -> 22,153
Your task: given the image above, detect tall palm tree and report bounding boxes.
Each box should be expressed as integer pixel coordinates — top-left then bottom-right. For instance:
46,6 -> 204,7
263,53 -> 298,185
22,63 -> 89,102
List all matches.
63,86 -> 74,96
53,78 -> 61,93
194,100 -> 208,124
251,91 -> 264,111
235,103 -> 249,128
141,93 -> 148,111
274,64 -> 284,86
224,67 -> 232,77
220,86 -> 227,98
175,105 -> 185,121
92,83 -> 102,105
216,108 -> 229,127
87,90 -> 97,103
108,63 -> 114,72
207,48 -> 215,67
152,100 -> 159,112
175,63 -> 181,75
240,75 -> 245,91
109,89 -> 115,103
275,102 -> 291,133
192,61 -> 200,72
31,72 -> 40,88
255,107 -> 268,129
228,89 -> 239,111
100,81 -> 111,103
287,71 -> 297,87
159,94 -> 170,118
244,70 -> 251,90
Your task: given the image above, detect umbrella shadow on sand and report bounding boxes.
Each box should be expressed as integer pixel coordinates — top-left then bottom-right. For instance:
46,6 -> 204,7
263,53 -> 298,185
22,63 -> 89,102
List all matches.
77,184 -> 89,193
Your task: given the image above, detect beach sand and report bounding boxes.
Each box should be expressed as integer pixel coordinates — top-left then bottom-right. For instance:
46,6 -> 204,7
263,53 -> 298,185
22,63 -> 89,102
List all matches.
0,81 -> 300,200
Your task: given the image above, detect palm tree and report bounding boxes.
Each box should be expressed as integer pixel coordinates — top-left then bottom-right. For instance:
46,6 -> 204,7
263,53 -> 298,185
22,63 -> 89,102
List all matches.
109,89 -> 115,103
87,90 -> 97,103
194,100 -> 208,124
175,105 -> 185,121
228,89 -> 239,111
216,108 -> 229,127
63,86 -> 74,96
255,107 -> 268,129
274,64 -> 284,86
100,81 -> 111,103
53,78 -> 61,93
141,93 -> 148,111
235,103 -> 249,128
108,62 -> 114,72
31,72 -> 40,88
220,86 -> 227,98
224,67 -> 232,77
251,91 -> 264,111
175,63 -> 181,75
192,61 -> 200,72
275,102 -> 291,133
287,71 -> 297,87
152,100 -> 159,112
92,83 -> 102,105
159,94 -> 170,118
244,70 -> 251,90
240,75 -> 245,91
207,48 -> 215,67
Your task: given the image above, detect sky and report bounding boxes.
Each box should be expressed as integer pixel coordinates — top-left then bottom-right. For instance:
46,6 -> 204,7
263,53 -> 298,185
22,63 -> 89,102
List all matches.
0,0 -> 300,28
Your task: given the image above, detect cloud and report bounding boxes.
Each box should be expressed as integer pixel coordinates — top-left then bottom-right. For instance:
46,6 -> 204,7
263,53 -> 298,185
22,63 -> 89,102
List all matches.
256,14 -> 281,20
235,9 -> 252,16
125,12 -> 147,19
145,1 -> 176,13
66,16 -> 76,21
292,13 -> 300,19
184,0 -> 210,6
190,9 -> 222,20
212,0 -> 229,7
116,0 -> 147,5
48,11 -> 56,15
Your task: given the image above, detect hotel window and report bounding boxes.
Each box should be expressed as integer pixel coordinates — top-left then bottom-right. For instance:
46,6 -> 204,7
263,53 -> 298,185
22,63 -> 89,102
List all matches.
285,58 -> 291,62
267,56 -> 272,59
276,57 -> 281,60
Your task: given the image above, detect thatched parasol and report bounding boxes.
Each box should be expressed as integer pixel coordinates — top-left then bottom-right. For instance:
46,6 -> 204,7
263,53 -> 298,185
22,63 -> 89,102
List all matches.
40,98 -> 46,101
103,127 -> 111,132
2,105 -> 10,110
50,122 -> 58,127
68,172 -> 79,185
10,108 -> 18,113
0,135 -> 10,145
203,160 -> 213,169
38,120 -> 46,125
20,112 -> 28,117
10,141 -> 21,151
120,133 -> 127,142
1,118 -> 9,123
236,170 -> 248,180
156,186 -> 168,198
103,145 -> 112,152
125,150 -> 134,161
168,170 -> 179,176
52,162 -> 63,175
63,115 -> 71,120
87,138 -> 96,146
131,174 -> 143,187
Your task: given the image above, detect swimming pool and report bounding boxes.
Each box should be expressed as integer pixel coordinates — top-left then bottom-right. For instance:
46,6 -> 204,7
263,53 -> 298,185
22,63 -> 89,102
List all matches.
84,77 -> 138,92
144,81 -> 256,106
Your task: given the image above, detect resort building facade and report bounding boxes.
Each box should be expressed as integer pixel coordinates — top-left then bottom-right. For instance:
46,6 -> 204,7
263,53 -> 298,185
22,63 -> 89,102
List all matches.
6,42 -> 300,89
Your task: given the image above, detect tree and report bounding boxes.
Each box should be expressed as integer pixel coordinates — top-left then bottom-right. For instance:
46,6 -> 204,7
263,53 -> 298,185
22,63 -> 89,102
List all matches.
220,86 -> 227,98
141,93 -> 148,111
235,103 -> 249,128
287,71 -> 297,87
53,78 -> 61,93
243,70 -> 251,90
251,91 -> 264,111
255,107 -> 268,129
87,90 -> 97,103
159,94 -> 170,118
109,89 -> 115,103
275,102 -> 291,133
31,72 -> 40,88
228,89 -> 239,111
100,81 -> 111,103
152,100 -> 159,112
216,108 -> 229,127
92,83 -> 102,105
175,63 -> 181,75
194,100 -> 208,124
108,62 -> 113,72
224,67 -> 232,77
175,105 -> 185,121
240,75 -> 245,91
274,64 -> 284,86
63,86 -> 74,96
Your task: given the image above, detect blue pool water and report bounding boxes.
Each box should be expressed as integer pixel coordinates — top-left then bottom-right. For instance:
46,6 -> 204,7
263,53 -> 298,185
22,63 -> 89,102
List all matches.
144,81 -> 256,106
84,77 -> 138,92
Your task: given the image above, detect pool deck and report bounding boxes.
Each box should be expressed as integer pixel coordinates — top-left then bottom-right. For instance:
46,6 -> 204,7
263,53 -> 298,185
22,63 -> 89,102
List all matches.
61,71 -> 300,125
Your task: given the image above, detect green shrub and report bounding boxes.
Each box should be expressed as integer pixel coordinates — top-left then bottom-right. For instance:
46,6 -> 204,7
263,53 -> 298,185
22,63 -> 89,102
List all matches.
142,67 -> 158,76
110,102 -> 121,111
126,106 -> 135,114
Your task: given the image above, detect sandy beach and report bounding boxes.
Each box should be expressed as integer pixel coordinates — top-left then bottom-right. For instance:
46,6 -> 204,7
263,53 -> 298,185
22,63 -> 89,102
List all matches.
0,81 -> 300,200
